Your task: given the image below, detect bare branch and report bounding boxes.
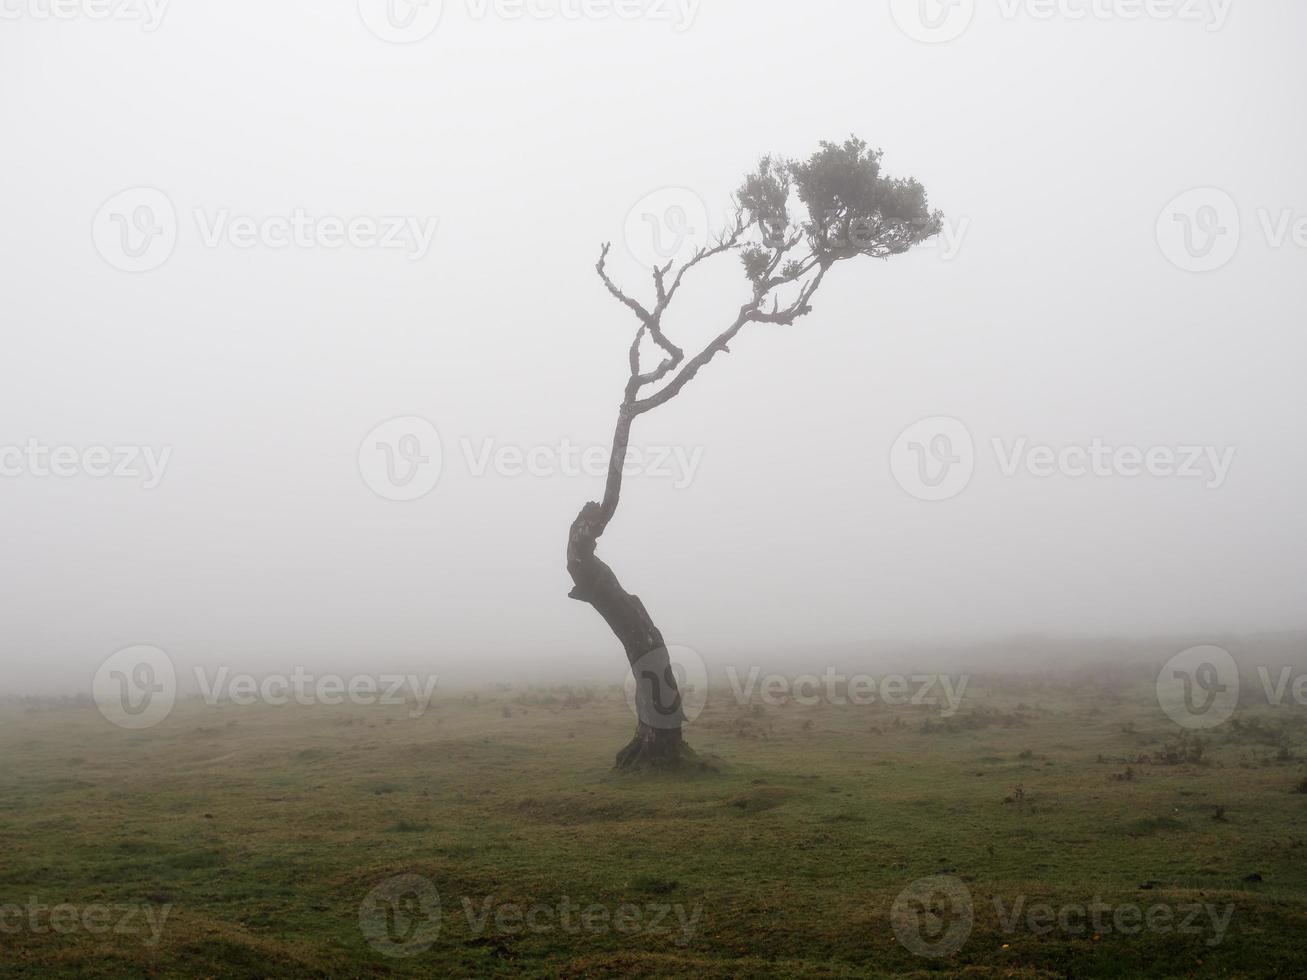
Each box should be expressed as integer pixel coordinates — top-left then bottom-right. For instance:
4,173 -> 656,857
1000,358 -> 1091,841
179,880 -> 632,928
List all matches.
631,306 -> 753,415
627,325 -> 646,377
601,209 -> 835,418
596,409 -> 633,531
596,243 -> 653,326
652,259 -> 674,308
657,211 -> 747,313
645,322 -> 683,366
624,327 -> 681,403
753,263 -> 830,323
635,354 -> 679,389
760,249 -> 822,294
632,258 -> 833,414
760,228 -> 805,281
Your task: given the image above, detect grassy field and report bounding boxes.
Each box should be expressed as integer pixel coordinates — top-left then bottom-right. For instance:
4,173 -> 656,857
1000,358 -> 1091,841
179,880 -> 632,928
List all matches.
2,670 -> 1306,978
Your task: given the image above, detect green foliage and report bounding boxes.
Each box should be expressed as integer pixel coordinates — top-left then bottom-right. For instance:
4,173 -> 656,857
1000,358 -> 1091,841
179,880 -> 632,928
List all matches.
739,244 -> 771,284
735,155 -> 791,238
736,136 -> 943,274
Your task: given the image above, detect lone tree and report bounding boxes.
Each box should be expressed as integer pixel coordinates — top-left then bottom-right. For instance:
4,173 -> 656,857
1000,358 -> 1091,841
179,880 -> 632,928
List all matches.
568,138 -> 942,770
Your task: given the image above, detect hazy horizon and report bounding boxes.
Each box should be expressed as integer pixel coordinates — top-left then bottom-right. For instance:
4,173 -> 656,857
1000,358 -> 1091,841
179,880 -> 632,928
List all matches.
7,629 -> 1307,699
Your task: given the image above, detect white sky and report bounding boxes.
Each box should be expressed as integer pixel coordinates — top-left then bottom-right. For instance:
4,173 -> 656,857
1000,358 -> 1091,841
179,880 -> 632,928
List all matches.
2,0 -> 1304,691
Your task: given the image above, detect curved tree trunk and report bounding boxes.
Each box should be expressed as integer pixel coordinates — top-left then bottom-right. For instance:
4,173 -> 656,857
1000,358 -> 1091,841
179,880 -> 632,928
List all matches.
567,409 -> 691,769
571,151 -> 933,762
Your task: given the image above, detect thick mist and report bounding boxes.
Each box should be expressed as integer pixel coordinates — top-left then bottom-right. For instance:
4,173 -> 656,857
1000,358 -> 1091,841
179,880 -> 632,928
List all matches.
2,1 -> 1305,696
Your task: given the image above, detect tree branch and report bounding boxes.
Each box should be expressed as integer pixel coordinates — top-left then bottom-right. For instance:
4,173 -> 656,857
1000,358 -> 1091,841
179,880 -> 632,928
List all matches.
633,260 -> 831,414
631,307 -> 752,414
596,243 -> 653,327
600,212 -> 751,409
656,212 -> 747,313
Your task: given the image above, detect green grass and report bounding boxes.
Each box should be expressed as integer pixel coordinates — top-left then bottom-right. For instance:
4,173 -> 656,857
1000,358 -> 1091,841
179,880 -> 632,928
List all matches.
1,677 -> 1305,977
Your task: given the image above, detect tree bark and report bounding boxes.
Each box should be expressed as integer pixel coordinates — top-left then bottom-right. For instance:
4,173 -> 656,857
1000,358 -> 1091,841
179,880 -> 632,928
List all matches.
567,409 -> 690,769
570,156 -> 935,763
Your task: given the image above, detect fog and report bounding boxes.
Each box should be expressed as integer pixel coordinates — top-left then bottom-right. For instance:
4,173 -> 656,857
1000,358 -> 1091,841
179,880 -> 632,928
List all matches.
3,0 -> 1304,695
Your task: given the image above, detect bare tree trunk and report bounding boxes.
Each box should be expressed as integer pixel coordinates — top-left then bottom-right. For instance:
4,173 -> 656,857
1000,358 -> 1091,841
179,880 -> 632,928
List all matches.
566,409 -> 691,769
570,144 -> 940,764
